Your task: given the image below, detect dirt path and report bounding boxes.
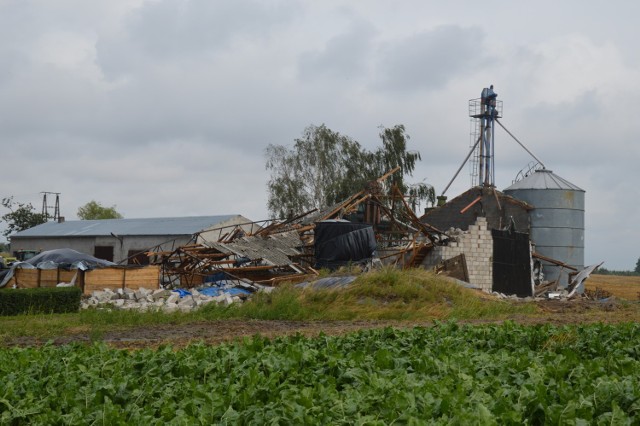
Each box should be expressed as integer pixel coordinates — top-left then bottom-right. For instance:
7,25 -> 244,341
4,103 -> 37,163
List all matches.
4,299 -> 639,349
6,319 -> 402,349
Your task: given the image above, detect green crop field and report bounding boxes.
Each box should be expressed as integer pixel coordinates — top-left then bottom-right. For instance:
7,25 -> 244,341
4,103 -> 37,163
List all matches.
2,322 -> 639,424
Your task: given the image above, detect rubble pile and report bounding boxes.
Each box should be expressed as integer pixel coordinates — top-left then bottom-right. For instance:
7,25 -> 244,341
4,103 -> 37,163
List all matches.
81,285 -> 273,312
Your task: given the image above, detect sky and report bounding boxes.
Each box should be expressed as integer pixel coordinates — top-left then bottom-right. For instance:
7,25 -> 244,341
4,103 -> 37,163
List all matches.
0,0 -> 638,270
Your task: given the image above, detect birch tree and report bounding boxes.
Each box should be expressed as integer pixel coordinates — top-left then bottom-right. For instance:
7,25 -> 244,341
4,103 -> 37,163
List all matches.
265,124 -> 435,219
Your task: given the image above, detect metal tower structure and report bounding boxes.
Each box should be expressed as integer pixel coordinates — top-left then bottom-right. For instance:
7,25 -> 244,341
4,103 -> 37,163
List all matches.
469,85 -> 502,187
439,85 -> 545,199
41,192 -> 60,221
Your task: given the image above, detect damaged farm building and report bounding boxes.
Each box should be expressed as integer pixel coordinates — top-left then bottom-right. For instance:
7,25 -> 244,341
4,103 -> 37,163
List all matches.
147,167 -> 445,290
417,85 -> 591,298
420,171 -> 587,298
3,85 -> 597,302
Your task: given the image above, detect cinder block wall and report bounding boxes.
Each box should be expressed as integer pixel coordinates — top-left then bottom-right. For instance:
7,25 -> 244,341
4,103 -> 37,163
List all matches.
422,216 -> 493,291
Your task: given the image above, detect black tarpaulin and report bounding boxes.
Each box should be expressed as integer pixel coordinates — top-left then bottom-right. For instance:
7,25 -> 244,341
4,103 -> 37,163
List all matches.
25,248 -> 115,269
314,220 -> 377,270
492,228 -> 533,297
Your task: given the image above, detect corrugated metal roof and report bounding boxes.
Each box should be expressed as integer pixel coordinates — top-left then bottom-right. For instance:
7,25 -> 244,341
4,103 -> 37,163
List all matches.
12,215 -> 242,238
504,169 -> 584,191
204,230 -> 303,267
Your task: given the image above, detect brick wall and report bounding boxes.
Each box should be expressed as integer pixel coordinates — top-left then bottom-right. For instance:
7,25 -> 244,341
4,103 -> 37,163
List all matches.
422,216 -> 493,291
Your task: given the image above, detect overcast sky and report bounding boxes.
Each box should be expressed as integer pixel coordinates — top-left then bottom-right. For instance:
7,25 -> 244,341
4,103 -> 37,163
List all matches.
1,1 -> 638,270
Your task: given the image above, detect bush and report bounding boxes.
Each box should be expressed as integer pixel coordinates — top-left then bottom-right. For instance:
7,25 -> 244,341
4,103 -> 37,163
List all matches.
0,287 -> 82,316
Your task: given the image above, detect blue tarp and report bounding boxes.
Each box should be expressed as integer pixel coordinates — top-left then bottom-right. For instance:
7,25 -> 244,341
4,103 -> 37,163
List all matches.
172,289 -> 192,298
198,287 -> 252,297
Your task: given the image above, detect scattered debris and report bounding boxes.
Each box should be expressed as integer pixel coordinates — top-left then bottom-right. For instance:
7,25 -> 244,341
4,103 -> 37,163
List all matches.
144,169 -> 443,290
81,284 -> 268,312
567,263 -> 604,299
434,254 -> 469,282
584,287 -> 613,301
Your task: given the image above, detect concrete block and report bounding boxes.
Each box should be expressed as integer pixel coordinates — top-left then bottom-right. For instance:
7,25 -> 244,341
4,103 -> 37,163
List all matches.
95,292 -> 113,304
152,289 -> 171,301
166,293 -> 180,304
178,296 -> 196,308
103,289 -> 117,299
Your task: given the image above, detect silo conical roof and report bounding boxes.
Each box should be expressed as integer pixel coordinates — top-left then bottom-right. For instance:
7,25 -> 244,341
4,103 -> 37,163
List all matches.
504,169 -> 583,192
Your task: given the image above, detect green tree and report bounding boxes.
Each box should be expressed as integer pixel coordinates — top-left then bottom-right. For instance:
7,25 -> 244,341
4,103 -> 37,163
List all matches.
635,257 -> 640,274
374,125 -> 435,212
77,200 -> 123,220
265,124 -> 435,219
1,197 -> 47,237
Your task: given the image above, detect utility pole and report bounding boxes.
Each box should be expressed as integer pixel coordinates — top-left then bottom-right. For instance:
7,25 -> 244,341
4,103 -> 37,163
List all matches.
41,192 -> 60,221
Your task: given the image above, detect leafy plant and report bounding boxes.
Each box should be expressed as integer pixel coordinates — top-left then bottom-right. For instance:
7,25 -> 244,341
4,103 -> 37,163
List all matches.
1,323 -> 639,423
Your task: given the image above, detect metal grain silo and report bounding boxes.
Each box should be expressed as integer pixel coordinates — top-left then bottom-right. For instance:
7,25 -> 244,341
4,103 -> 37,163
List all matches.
503,169 -> 584,284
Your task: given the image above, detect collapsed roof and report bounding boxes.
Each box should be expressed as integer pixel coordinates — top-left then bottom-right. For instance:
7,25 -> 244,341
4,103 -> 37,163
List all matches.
148,169 -> 445,287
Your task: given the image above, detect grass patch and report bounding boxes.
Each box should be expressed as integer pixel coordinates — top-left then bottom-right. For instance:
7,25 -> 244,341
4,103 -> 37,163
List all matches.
198,267 -> 537,321
0,308 -> 195,342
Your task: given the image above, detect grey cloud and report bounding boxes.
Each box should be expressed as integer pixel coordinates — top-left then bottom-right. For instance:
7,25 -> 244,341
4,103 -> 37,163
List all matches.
373,25 -> 487,92
523,90 -> 601,124
517,90 -> 606,163
0,48 -> 29,89
96,0 -> 299,78
297,20 -> 376,82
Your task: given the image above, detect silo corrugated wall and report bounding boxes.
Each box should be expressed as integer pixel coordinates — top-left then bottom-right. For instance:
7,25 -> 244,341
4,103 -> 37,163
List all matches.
504,169 -> 585,285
